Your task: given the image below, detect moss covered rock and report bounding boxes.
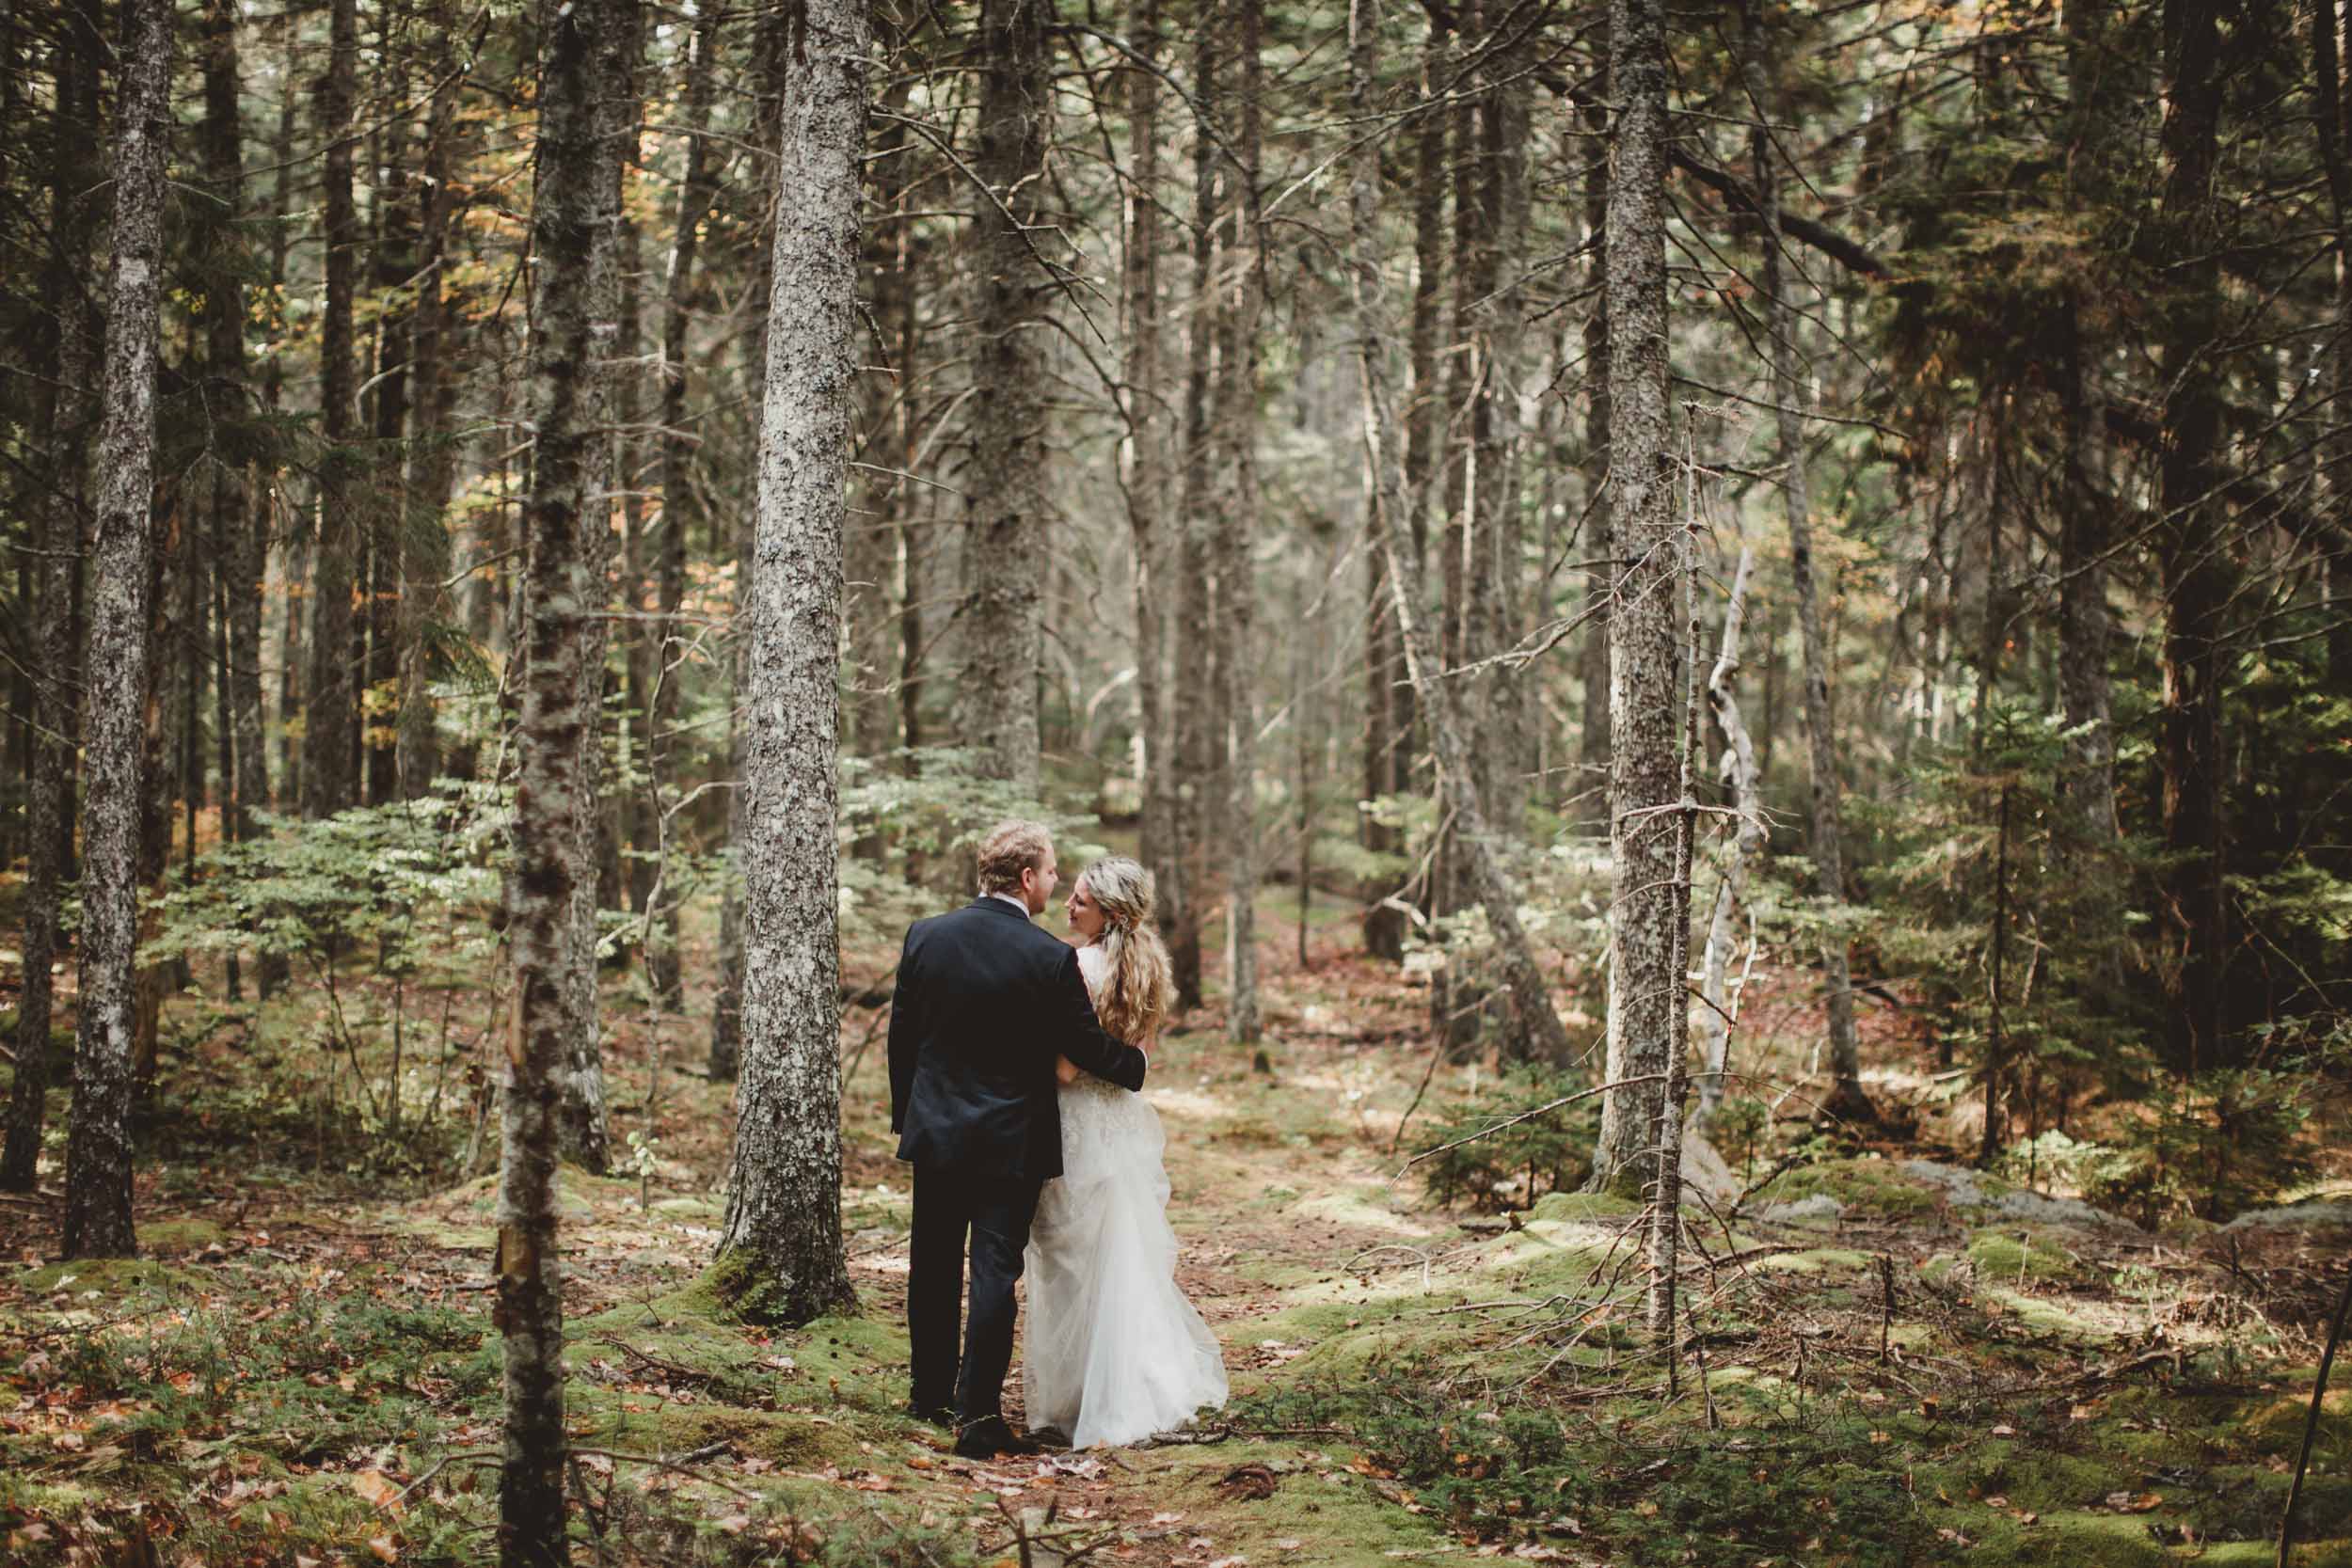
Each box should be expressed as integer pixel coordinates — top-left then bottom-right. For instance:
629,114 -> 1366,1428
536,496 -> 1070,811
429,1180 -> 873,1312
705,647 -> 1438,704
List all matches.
1966,1226 -> 2085,1285
1752,1157 -> 1940,1221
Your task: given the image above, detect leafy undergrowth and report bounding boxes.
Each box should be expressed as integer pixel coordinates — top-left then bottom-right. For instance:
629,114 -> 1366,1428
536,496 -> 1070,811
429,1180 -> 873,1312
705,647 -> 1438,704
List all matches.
3,938 -> 2349,1566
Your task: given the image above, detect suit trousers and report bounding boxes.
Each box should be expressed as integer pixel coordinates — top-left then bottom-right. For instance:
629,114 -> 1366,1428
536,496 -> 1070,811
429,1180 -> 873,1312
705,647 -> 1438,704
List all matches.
908,1165 -> 1043,1427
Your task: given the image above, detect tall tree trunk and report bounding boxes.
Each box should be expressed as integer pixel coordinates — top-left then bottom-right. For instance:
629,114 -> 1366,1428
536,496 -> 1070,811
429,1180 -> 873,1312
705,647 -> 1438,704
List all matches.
1483,59 -> 1534,840
62,0 -> 172,1260
1359,16 -> 1447,965
2153,0 -> 2235,1075
400,54 -> 464,797
1698,539 -> 1764,1120
366,24 -> 417,808
1129,0 -> 1176,911
1745,0 -> 1867,1120
4,9 -> 100,1192
958,0 -> 1053,793
304,0 -> 361,820
1591,0 -> 1678,1194
266,9 -> 301,832
2318,0 -> 2352,689
1346,0 -> 1571,1071
1577,81 -> 1613,788
551,0 -> 642,1174
713,3 -> 797,1085
2055,0 -> 2122,844
644,0 -> 723,1006
1167,8 -> 1221,1009
1427,12 -> 1483,1054
848,62 -> 911,869
201,0 -> 279,1001
1220,0 -> 1263,1045
500,0 -> 635,1551
713,0 -> 867,1328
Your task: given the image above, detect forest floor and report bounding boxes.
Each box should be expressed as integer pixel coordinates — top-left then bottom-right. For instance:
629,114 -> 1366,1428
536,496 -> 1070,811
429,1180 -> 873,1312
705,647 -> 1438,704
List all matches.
2,909 -> 2351,1568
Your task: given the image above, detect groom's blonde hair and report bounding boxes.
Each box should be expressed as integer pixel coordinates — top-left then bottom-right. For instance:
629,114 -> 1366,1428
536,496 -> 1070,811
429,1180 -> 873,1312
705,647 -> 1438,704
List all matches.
975,819 -> 1055,895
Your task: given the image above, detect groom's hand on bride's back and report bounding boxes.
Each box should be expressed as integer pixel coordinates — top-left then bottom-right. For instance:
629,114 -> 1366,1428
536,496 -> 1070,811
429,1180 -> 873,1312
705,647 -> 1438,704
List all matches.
1051,947 -> 1147,1092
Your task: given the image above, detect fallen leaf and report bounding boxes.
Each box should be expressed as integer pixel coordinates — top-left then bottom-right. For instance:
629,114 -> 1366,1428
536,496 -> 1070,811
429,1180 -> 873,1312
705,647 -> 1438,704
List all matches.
367,1535 -> 399,1563
351,1470 -> 405,1514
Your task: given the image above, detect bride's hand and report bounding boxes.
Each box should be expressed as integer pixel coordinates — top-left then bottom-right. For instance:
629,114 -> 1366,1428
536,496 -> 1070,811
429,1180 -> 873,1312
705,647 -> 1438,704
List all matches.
1055,1055 -> 1081,1085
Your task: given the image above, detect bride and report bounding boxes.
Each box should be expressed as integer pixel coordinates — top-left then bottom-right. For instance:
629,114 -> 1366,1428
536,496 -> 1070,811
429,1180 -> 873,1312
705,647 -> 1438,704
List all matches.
1023,857 -> 1228,1449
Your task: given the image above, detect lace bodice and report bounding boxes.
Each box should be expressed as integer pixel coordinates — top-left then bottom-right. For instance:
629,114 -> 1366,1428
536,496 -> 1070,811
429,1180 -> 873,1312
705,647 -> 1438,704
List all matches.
1060,943 -> 1158,1181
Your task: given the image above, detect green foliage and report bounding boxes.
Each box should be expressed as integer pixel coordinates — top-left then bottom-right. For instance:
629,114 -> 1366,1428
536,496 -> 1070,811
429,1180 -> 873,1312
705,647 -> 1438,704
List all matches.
1415,1067 -> 1595,1211
149,783 -> 506,981
2082,1066 -> 2320,1225
835,746 -> 1105,941
1856,703 -> 2153,1123
1232,1362 -> 1937,1565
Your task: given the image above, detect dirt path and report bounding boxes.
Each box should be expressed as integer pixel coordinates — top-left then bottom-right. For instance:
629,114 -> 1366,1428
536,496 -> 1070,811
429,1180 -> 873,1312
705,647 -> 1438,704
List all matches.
821,960 -> 1472,1565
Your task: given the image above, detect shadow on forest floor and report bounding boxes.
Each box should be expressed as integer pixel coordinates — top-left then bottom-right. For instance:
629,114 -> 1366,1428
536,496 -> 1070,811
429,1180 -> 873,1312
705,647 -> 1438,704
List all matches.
2,927 -> 2349,1567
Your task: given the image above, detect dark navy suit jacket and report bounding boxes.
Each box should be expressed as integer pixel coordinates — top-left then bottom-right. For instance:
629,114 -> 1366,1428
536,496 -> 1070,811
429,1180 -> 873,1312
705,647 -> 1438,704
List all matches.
887,897 -> 1149,1181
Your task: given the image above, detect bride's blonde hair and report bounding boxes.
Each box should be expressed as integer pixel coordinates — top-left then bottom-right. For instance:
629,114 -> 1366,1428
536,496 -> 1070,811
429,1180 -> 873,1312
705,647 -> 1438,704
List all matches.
1078,857 -> 1171,1049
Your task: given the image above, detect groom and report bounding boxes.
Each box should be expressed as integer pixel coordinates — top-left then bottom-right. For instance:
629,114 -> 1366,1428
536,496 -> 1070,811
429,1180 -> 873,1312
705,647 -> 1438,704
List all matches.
887,819 -> 1149,1458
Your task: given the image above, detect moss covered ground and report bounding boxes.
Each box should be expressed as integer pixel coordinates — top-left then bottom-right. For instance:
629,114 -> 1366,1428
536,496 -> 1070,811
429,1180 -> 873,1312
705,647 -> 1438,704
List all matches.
2,927 -> 2348,1567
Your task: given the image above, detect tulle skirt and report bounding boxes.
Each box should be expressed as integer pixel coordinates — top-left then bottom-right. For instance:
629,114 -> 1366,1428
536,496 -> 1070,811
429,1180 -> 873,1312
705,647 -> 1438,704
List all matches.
1022,1085 -> 1228,1449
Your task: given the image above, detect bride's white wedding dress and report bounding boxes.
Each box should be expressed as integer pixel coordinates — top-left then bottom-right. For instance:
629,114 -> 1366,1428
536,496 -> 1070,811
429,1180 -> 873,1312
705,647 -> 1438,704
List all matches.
1023,944 -> 1228,1449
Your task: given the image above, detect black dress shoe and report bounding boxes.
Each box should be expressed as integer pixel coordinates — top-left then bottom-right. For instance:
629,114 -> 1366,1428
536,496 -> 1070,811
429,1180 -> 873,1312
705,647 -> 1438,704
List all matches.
905,1401 -> 955,1430
952,1418 -> 1042,1459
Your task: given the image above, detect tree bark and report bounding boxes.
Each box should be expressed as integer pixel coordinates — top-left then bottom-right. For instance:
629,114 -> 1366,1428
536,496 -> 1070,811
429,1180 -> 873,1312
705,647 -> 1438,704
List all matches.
551,0 -> 643,1176
1346,0 -> 1571,1071
1591,0 -> 1678,1194
2055,0 -> 2122,844
62,0 -> 172,1260
366,27 -> 418,809
644,0 -> 723,1006
198,0 -> 280,1002
957,0 -> 1053,793
400,54 -> 464,798
1745,0 -> 1867,1121
714,3 -> 798,1085
1129,0 -> 1177,915
266,10 -> 302,831
500,0 -> 633,1552
1428,12 -> 1484,1053
3,9 -> 100,1192
1577,80 -> 1613,787
2319,0 -> 2352,689
713,0 -> 867,1328
1219,0 -> 1264,1045
1167,8 -> 1221,1009
1698,540 -> 1764,1120
2153,0 -> 2235,1074
303,0 -> 361,820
